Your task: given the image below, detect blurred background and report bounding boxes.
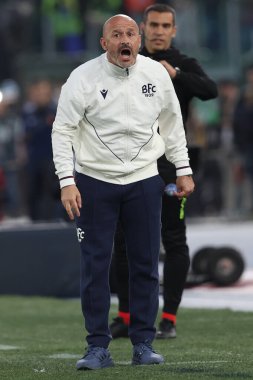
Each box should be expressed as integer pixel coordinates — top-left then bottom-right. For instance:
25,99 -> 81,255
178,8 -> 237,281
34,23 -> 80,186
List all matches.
1,0 -> 253,222
0,0 -> 253,297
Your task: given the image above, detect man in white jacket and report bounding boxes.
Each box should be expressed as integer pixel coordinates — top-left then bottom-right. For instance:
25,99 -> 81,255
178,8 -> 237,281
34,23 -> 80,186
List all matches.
52,14 -> 194,370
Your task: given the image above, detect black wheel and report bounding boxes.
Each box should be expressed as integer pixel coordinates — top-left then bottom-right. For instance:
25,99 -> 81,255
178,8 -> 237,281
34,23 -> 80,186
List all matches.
191,246 -> 217,275
209,246 -> 245,286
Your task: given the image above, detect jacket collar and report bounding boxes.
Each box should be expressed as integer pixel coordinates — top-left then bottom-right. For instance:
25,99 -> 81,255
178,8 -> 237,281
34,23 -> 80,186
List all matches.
102,53 -> 137,78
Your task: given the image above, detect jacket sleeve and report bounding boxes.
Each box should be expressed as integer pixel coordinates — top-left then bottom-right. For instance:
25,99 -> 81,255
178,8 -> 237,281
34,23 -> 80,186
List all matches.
51,71 -> 85,188
174,57 -> 218,100
158,70 -> 192,176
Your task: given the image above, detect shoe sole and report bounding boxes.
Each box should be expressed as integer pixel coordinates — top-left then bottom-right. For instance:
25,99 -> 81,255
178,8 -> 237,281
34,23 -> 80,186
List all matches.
156,332 -> 176,339
76,359 -> 114,370
132,353 -> 165,366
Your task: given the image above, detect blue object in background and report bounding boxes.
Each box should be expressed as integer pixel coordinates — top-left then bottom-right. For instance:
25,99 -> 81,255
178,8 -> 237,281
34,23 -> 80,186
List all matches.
164,183 -> 177,196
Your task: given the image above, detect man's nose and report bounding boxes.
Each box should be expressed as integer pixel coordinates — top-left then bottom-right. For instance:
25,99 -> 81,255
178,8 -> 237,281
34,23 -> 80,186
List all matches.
120,40 -> 130,46
155,25 -> 164,34
120,34 -> 130,43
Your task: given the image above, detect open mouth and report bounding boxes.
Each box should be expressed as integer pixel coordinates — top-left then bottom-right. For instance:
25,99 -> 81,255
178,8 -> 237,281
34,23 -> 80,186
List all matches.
120,48 -> 131,57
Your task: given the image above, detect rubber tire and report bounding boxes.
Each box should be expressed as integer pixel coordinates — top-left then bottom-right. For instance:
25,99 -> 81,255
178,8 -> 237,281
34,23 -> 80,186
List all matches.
191,246 -> 217,275
208,246 -> 245,286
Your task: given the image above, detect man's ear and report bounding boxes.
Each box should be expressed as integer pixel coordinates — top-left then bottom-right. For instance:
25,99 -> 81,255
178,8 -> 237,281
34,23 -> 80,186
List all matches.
100,37 -> 107,51
138,34 -> 142,49
172,26 -> 177,39
140,22 -> 145,34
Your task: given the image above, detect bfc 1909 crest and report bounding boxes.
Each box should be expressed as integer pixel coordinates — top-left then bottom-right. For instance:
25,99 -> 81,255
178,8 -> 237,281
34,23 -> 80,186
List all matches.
142,83 -> 156,97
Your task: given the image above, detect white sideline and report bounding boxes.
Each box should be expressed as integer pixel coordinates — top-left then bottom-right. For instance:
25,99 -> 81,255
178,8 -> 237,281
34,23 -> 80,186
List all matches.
111,270 -> 253,312
0,345 -> 21,350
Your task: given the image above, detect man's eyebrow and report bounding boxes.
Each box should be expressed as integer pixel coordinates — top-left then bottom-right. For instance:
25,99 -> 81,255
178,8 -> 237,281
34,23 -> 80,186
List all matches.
150,22 -> 171,27
112,27 -> 137,33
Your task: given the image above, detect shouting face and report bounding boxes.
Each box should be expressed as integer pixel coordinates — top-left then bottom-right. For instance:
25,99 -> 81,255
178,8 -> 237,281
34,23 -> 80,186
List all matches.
100,15 -> 141,68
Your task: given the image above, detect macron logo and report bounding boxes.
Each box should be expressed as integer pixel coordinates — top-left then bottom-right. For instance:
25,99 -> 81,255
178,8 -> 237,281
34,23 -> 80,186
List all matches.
77,227 -> 85,242
100,89 -> 108,99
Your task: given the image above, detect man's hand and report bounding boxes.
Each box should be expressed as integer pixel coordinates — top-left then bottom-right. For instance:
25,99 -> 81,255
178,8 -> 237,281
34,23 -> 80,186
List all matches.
61,184 -> 82,220
175,176 -> 195,199
159,60 -> 177,79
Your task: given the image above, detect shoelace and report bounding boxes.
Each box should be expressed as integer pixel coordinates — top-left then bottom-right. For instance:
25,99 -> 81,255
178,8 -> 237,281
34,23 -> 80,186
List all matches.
84,347 -> 108,360
134,341 -> 155,356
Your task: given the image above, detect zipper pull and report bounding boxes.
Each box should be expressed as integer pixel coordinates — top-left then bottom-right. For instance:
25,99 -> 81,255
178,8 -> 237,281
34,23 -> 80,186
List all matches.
126,68 -> 129,76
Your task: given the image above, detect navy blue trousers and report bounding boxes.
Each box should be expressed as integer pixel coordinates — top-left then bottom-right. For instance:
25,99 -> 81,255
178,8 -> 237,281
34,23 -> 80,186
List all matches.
75,172 -> 164,348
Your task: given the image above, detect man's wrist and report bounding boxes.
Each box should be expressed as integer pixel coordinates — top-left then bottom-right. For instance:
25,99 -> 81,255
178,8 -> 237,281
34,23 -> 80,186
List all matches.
174,67 -> 181,78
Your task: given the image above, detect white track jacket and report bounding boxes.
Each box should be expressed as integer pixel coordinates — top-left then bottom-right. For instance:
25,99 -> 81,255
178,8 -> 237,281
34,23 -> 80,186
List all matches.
52,53 -> 192,188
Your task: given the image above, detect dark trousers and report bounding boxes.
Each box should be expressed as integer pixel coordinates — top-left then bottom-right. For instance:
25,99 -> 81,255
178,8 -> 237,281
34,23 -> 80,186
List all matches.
161,194 -> 190,314
113,158 -> 190,317
75,172 -> 164,348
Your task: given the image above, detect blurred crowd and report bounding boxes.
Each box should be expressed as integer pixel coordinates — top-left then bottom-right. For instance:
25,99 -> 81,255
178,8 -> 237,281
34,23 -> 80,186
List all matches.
1,66 -> 253,223
186,65 -> 253,219
0,78 -> 64,222
0,0 -> 253,223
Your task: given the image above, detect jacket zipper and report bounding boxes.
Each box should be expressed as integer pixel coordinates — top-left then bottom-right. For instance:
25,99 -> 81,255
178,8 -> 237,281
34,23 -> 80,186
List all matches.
124,69 -> 130,168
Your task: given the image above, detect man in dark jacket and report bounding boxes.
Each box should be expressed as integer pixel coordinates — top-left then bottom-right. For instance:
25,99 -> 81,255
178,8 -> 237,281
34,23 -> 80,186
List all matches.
110,3 -> 218,339
22,79 -> 60,221
233,64 -> 253,205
